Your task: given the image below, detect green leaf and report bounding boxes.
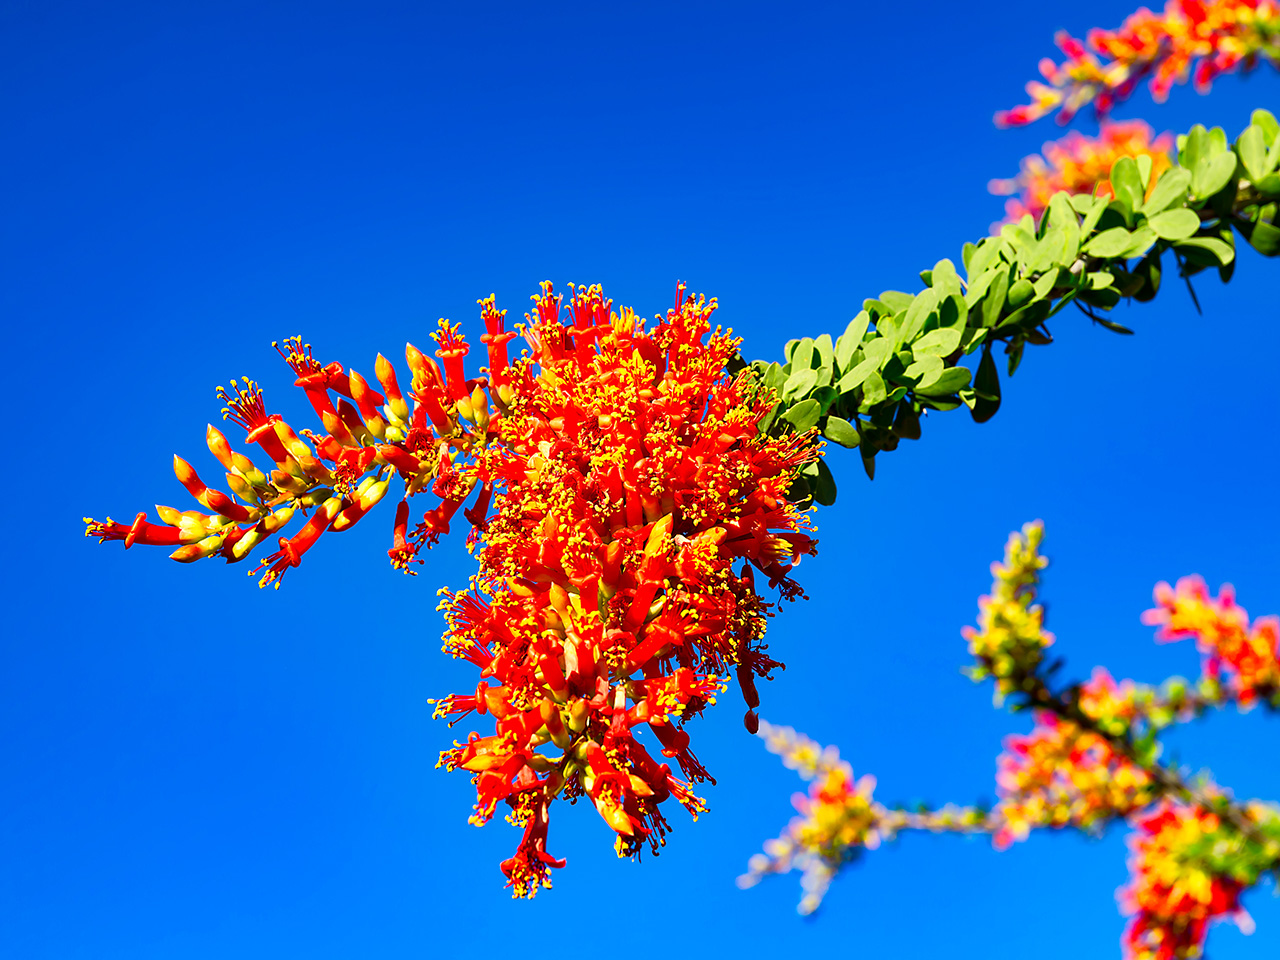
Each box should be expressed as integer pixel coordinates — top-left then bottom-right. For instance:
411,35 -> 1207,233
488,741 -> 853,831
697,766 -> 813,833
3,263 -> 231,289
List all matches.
1267,134 -> 1280,182
901,288 -> 939,344
1147,208 -> 1201,240
929,258 -> 963,297
877,290 -> 916,314
970,347 -> 1000,423
912,326 -> 962,357
1110,156 -> 1144,212
1121,226 -> 1158,259
1191,151 -> 1237,200
1136,154 -> 1153,190
1207,125 -> 1228,155
965,238 -> 1001,281
1133,253 -> 1162,303
810,385 -> 839,413
834,311 -> 870,369
1092,316 -> 1134,335
1006,340 -> 1025,376
823,416 -> 860,448
996,298 -> 1052,334
813,333 -> 834,371
1142,167 -> 1191,215
1081,285 -> 1122,309
891,400 -> 921,440
964,267 -> 999,308
783,366 -> 818,399
1252,109 -> 1279,147
1085,226 -> 1138,258
1046,192 -> 1081,258
1237,125 -> 1270,182
836,357 -> 877,393
1175,235 -> 1235,266
1079,195 -> 1109,235
1007,277 -> 1034,308
780,398 -> 821,431
1178,124 -> 1208,173
861,371 -> 887,408
813,459 -> 837,507
915,366 -> 971,396
851,336 -> 890,371
1245,219 -> 1280,256
1032,267 -> 1060,301
762,361 -> 786,393
791,337 -> 815,372
959,326 -> 989,354
981,268 -> 1010,328
1256,173 -> 1280,198
1024,226 -> 1071,273
938,293 -> 967,331
904,355 -> 944,385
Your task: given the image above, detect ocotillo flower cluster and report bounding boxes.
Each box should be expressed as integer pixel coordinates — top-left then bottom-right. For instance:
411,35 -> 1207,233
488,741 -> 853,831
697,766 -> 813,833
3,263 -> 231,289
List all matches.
433,283 -> 818,896
85,281 -> 820,896
745,525 -> 1280,959
989,121 -> 1174,224
996,0 -> 1280,127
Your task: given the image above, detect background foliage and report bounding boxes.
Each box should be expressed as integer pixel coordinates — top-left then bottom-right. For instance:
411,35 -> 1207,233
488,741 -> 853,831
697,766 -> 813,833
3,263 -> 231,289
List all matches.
2,1 -> 1277,958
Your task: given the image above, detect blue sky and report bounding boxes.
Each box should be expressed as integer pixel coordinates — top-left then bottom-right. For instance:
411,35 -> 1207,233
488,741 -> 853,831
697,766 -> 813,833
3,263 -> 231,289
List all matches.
2,2 -> 1277,957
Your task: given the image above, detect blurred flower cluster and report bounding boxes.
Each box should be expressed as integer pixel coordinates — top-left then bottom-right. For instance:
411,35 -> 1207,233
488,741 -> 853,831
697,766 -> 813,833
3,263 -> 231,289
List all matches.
961,521 -> 1055,699
997,0 -> 1280,127
1121,800 -> 1280,960
994,709 -> 1156,848
746,526 -> 1280,959
737,723 -> 990,914
989,121 -> 1174,223
1144,575 -> 1280,707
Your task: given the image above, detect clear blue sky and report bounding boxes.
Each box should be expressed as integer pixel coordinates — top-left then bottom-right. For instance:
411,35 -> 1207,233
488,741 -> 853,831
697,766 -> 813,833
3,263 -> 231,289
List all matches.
2,2 -> 1277,957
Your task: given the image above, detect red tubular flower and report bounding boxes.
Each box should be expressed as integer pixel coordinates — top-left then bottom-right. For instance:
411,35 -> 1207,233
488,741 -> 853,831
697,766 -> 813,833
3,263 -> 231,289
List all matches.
386,499 -> 423,574
172,455 -> 255,523
217,379 -> 293,465
479,295 -> 516,396
432,319 -> 472,404
404,342 -> 452,434
84,512 -> 189,548
374,353 -> 410,422
251,497 -> 342,589
348,369 -> 387,438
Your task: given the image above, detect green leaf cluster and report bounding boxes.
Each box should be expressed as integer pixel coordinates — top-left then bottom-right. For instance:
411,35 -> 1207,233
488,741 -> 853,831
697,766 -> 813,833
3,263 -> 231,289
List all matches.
752,110 -> 1280,502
